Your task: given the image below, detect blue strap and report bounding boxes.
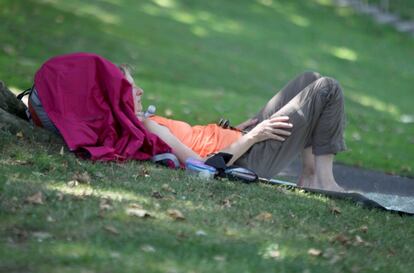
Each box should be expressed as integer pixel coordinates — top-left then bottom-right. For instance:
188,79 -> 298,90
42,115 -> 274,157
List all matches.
152,153 -> 180,169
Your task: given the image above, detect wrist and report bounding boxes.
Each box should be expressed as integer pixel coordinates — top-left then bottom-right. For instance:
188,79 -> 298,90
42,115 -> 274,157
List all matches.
244,131 -> 258,145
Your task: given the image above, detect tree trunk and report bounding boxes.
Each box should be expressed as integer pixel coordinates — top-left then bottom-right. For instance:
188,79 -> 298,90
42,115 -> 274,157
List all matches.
0,81 -> 28,120
0,81 -> 63,144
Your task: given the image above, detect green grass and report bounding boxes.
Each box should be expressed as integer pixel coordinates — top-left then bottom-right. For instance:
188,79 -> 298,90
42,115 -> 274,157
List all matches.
1,0 -> 414,272
1,132 -> 414,273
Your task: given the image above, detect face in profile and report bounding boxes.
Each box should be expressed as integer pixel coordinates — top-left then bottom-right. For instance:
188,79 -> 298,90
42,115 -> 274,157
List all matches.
121,66 -> 144,114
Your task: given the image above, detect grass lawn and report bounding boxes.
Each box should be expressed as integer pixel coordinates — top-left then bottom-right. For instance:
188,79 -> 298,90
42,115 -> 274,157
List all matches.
1,0 -> 414,272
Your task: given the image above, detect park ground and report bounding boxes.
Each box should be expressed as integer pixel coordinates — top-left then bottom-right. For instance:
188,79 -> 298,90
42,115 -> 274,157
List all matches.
1,0 -> 413,272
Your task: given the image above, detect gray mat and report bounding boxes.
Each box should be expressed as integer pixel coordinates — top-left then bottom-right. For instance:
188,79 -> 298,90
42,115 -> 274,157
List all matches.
278,159 -> 414,214
280,159 -> 414,196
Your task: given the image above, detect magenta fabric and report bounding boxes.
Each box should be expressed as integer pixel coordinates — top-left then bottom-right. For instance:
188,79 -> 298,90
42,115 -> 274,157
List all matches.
34,52 -> 171,161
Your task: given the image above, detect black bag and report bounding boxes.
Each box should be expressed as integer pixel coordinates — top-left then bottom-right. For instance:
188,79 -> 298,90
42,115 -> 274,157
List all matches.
205,152 -> 258,183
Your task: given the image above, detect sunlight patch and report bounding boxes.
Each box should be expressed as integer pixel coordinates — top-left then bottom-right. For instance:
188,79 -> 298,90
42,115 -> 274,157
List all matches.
47,184 -> 150,203
141,4 -> 162,16
257,0 -> 273,7
347,91 -> 400,117
76,4 -> 120,24
330,46 -> 358,62
50,242 -> 101,260
171,10 -> 196,24
211,19 -> 242,34
315,0 -> 333,6
191,26 -> 209,37
288,14 -> 310,27
152,0 -> 176,8
260,243 -> 283,260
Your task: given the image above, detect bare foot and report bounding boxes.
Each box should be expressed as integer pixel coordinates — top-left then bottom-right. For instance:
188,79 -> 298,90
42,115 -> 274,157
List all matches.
297,174 -> 315,188
311,181 -> 346,192
320,182 -> 345,192
298,176 -> 345,192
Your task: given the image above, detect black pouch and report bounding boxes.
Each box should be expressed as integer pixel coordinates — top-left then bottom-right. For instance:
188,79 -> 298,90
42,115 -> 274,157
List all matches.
205,152 -> 258,183
225,166 -> 258,183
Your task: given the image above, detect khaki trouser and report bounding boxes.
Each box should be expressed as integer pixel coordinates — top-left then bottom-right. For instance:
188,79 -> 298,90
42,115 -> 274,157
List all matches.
235,72 -> 347,178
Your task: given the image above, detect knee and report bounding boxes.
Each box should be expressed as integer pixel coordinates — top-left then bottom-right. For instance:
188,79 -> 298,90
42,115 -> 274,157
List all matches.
300,71 -> 322,82
315,77 -> 343,100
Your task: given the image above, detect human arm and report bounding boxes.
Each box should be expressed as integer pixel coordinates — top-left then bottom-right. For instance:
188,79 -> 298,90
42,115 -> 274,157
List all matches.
221,116 -> 292,165
143,116 -> 292,165
142,118 -> 203,163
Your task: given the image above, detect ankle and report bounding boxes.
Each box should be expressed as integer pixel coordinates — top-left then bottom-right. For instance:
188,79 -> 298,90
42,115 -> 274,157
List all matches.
301,167 -> 315,177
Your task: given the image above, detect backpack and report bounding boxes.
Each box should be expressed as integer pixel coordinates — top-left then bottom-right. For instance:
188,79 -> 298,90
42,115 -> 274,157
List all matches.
18,86 -> 60,135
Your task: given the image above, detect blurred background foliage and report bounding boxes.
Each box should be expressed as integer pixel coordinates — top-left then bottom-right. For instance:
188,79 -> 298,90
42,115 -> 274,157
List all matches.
0,0 -> 413,176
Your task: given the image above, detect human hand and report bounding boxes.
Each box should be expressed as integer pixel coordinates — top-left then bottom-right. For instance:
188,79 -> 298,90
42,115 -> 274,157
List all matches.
246,116 -> 292,143
236,118 -> 259,131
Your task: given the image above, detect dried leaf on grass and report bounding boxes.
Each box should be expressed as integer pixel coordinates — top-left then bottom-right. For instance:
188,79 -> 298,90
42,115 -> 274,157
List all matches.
72,172 -> 91,184
358,225 -> 368,233
329,206 -> 341,215
126,208 -> 152,218
32,231 -> 52,241
353,235 -> 371,247
308,248 -> 322,256
331,234 -> 351,246
100,198 -> 113,211
56,192 -> 64,201
3,44 -> 16,55
104,225 -> 119,235
167,209 -> 185,220
151,191 -> 163,199
221,198 -> 232,208
67,180 -> 79,187
195,230 -> 207,236
25,192 -> 44,205
255,212 -> 272,221
162,184 -> 176,194
141,244 -> 156,252
8,159 -> 31,166
354,235 -> 364,245
261,243 -> 281,259
129,203 -> 143,209
138,167 -> 150,178
213,255 -> 226,262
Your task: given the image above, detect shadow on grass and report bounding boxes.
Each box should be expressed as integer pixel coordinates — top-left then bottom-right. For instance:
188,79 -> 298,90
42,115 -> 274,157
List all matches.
1,129 -> 412,272
0,169 -> 392,273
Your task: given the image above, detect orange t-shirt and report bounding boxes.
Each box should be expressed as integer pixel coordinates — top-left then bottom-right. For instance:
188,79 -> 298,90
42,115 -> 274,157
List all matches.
149,116 -> 242,157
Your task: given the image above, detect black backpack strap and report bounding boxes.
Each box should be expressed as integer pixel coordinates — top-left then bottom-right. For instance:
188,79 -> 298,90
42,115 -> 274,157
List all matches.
17,86 -> 34,101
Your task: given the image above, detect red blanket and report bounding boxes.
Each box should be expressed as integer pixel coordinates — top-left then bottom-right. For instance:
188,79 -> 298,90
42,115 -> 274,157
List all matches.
34,52 -> 171,161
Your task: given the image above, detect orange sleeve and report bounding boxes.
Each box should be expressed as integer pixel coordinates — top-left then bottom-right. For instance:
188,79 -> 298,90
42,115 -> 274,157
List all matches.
148,116 -> 242,157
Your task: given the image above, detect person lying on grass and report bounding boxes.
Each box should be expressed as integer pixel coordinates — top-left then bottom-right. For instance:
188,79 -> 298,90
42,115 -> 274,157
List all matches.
120,65 -> 347,192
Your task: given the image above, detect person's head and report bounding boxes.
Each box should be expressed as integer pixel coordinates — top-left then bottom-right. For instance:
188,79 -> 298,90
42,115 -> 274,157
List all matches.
119,64 -> 144,114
